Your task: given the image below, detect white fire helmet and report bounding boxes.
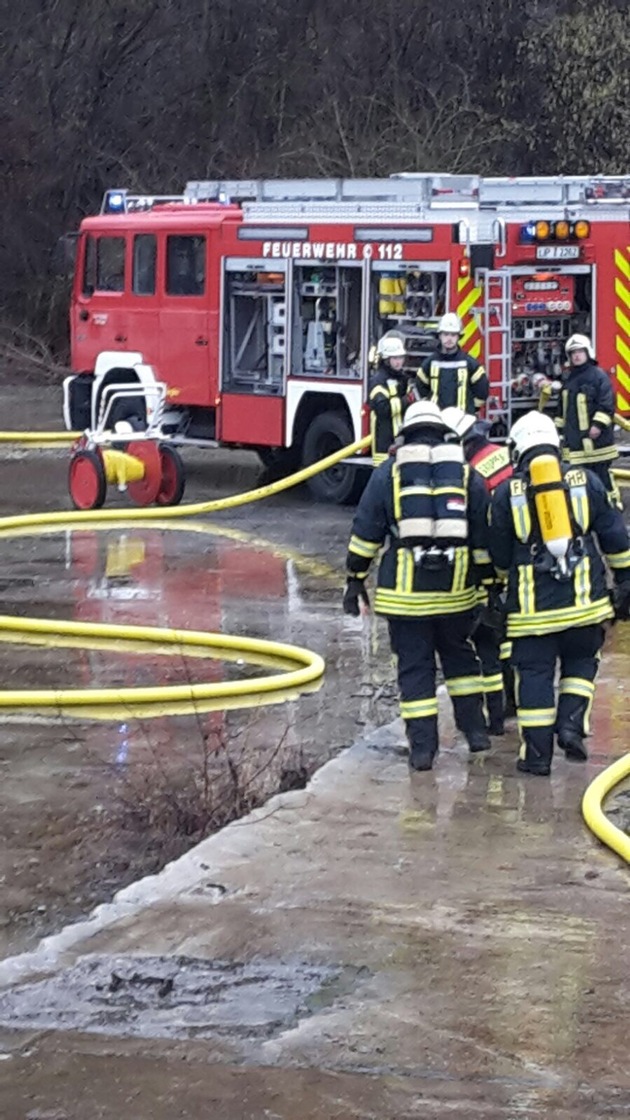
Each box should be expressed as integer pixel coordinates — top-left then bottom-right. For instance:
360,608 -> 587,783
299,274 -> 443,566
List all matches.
441,407 -> 477,440
401,400 -> 446,432
566,333 -> 594,360
377,336 -> 406,360
438,313 -> 462,335
509,410 -> 560,461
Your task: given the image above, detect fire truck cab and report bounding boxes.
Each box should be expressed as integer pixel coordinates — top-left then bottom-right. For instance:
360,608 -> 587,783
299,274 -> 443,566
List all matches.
65,174 -> 630,501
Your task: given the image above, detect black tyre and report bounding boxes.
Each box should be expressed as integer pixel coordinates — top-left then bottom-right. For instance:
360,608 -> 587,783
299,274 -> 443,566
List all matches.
301,411 -> 367,504
156,444 -> 186,506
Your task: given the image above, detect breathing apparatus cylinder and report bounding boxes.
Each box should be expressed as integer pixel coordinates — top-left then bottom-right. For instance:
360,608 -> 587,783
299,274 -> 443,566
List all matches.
529,454 -> 572,566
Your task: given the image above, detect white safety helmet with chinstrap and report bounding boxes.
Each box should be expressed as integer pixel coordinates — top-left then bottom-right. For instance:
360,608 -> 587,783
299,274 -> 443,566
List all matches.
401,400 -> 446,433
377,336 -> 406,360
566,333 -> 594,360
438,313 -> 462,335
509,411 -> 560,461
441,407 -> 477,441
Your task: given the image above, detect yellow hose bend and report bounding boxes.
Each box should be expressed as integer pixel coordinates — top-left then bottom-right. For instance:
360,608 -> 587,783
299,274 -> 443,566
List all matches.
582,756 -> 630,864
0,432 -> 370,713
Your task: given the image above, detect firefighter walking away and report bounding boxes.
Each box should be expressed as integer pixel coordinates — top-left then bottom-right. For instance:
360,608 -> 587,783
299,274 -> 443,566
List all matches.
343,401 -> 493,771
443,407 -> 514,734
368,335 -> 409,465
489,411 -> 630,776
416,313 -> 489,414
555,334 -> 618,497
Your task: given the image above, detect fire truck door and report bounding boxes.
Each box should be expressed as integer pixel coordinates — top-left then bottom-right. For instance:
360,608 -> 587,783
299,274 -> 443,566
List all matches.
74,233 -> 132,369
479,270 -> 512,424
159,233 -> 212,407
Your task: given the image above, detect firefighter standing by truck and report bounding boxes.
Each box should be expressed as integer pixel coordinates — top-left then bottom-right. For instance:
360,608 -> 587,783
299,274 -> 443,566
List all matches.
416,313 -> 489,414
555,334 -> 618,495
368,336 -> 410,465
489,411 -> 630,776
343,400 -> 492,771
442,407 -> 513,734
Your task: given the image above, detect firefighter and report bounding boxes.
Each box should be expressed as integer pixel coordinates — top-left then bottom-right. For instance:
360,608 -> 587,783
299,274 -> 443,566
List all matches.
343,400 -> 492,771
489,410 -> 630,776
442,407 -> 513,734
416,313 -> 489,414
555,334 -> 618,495
368,335 -> 409,464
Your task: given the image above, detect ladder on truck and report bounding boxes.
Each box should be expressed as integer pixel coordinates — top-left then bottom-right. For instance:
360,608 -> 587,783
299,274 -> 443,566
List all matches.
478,270 -> 512,430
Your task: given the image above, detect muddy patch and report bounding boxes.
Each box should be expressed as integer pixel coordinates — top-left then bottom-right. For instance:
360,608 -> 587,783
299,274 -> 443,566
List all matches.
0,955 -> 365,1041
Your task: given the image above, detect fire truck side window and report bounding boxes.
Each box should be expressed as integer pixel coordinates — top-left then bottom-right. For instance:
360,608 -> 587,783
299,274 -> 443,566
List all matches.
223,262 -> 286,394
166,235 -> 206,297
132,234 -> 157,296
95,236 -> 126,293
82,235 -> 97,296
292,265 -> 361,379
371,264 -> 447,378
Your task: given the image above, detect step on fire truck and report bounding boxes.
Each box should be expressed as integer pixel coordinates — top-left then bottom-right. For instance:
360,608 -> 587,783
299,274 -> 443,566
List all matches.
63,174 -> 630,503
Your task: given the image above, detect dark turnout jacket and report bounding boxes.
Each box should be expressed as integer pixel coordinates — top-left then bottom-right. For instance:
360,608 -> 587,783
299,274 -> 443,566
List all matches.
417,346 -> 489,413
555,360 -> 617,466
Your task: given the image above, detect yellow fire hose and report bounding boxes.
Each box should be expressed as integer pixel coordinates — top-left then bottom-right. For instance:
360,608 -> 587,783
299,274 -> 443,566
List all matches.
0,433 -> 370,713
2,427 -> 628,865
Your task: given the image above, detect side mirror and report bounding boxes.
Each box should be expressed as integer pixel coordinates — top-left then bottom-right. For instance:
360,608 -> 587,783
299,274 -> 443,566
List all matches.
51,232 -> 79,276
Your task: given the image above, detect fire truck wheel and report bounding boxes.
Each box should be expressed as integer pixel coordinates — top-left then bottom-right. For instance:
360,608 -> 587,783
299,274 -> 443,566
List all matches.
156,444 -> 186,506
256,446 -> 299,479
68,449 -> 107,510
302,412 -> 366,504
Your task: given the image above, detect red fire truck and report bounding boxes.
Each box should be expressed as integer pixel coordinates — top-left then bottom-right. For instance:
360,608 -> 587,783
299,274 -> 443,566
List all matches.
64,174 -> 630,502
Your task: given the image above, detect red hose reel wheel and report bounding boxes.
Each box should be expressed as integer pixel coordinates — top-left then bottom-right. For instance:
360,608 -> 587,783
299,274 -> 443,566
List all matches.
125,440 -> 163,505
156,444 -> 186,506
68,448 -> 107,510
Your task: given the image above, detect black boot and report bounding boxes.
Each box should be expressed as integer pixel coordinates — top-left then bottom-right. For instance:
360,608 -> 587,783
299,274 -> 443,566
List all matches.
452,694 -> 491,753
486,692 -> 505,736
517,757 -> 551,776
557,727 -> 588,762
406,715 -> 439,772
409,742 -> 437,771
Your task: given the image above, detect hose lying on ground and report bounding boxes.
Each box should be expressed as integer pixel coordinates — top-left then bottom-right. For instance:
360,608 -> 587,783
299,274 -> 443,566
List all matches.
0,433 -> 370,712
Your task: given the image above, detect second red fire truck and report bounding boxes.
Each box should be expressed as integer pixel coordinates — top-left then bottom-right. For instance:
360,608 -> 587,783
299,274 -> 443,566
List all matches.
63,173 -> 630,502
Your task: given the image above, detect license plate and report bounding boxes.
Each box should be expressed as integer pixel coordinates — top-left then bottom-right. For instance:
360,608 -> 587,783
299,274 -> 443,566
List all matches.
536,245 -> 580,260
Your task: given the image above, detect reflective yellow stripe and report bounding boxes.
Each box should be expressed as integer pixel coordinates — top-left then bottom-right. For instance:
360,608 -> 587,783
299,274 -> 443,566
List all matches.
400,697 -> 439,720
396,548 -> 414,593
499,641 -> 512,660
517,563 -> 535,615
566,445 -> 618,463
593,411 -> 612,427
391,392 -> 403,435
400,485 -> 466,498
430,361 -> 440,401
473,548 -> 491,565
482,673 -> 504,694
606,549 -> 630,569
445,675 -> 483,697
518,708 -> 556,727
374,588 -> 477,616
559,677 -> 596,699
456,367 -> 468,410
470,364 -> 486,385
570,486 -> 589,533
392,463 -> 402,520
573,555 -> 591,609
509,480 -> 531,542
452,546 -> 469,592
577,392 -> 590,433
349,534 -> 381,559
507,599 -> 613,635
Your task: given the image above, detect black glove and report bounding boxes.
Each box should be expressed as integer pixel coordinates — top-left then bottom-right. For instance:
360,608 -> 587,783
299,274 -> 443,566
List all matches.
612,582 -> 630,621
343,578 -> 370,617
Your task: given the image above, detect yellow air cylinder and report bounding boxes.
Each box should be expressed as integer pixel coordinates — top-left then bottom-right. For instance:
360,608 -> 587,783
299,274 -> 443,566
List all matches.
529,453 -> 572,560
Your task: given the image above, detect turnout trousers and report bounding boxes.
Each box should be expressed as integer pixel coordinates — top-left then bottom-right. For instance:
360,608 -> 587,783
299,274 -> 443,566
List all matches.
511,624 -> 604,769
387,611 -> 486,758
473,621 -> 505,732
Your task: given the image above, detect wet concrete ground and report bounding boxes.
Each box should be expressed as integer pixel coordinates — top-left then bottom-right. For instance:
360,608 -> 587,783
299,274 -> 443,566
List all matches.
0,385 -> 629,1117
